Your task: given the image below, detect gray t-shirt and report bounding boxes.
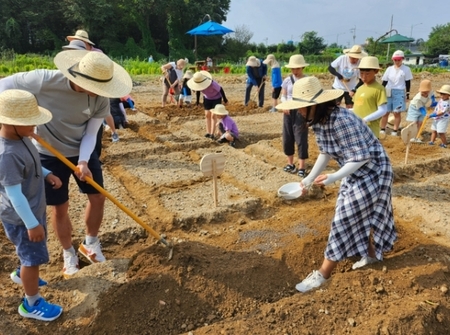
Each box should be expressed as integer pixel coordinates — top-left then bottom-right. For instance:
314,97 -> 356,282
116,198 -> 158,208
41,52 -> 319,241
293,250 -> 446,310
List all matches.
0,137 -> 46,225
11,70 -> 110,157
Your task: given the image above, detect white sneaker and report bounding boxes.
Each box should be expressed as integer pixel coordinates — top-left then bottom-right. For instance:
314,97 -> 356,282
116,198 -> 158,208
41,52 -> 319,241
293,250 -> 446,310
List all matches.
379,130 -> 386,140
391,131 -> 398,136
78,240 -> 106,264
63,251 -> 79,279
352,256 -> 378,270
111,132 -> 119,142
295,270 -> 327,292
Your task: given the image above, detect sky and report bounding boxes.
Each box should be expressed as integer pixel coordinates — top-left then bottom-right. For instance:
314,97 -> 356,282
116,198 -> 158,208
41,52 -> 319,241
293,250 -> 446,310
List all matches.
222,0 -> 447,47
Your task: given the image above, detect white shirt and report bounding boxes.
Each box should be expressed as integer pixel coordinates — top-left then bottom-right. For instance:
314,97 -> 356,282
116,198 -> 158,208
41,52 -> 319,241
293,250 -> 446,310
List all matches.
330,55 -> 360,91
382,64 -> 413,90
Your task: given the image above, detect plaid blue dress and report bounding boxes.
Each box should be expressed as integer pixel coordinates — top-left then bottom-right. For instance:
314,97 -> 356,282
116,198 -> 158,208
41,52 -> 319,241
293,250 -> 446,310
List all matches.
312,107 -> 397,262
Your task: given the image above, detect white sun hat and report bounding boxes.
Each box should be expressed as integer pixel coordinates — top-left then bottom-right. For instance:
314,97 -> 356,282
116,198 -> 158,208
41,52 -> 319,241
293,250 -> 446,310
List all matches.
187,70 -> 213,91
285,54 -> 309,68
54,50 -> 132,98
343,45 -> 368,59
211,104 -> 229,115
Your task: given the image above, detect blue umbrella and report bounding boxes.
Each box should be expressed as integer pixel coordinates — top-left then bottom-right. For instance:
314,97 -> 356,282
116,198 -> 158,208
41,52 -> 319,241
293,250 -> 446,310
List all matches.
187,21 -> 234,36
187,19 -> 234,60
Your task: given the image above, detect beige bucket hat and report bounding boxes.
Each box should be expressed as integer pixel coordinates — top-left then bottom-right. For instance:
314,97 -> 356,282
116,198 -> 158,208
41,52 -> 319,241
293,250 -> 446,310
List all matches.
263,54 -> 276,65
285,54 -> 309,68
246,56 -> 261,67
211,104 -> 229,115
357,56 -> 381,69
418,79 -> 432,92
182,70 -> 193,79
187,70 -> 213,91
0,89 -> 52,126
67,29 -> 95,45
437,85 -> 450,95
343,45 -> 368,59
62,40 -> 87,50
276,76 -> 343,110
54,50 -> 132,98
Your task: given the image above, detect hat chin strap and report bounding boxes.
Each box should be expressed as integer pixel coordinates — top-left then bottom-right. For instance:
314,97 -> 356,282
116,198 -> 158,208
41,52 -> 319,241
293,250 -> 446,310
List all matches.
292,89 -> 323,104
68,63 -> 112,83
195,76 -> 211,84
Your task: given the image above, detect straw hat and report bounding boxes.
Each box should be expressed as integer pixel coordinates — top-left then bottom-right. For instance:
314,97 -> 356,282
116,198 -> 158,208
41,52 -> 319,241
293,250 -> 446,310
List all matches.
67,29 -> 95,45
211,104 -> 229,115
285,54 -> 309,68
392,50 -> 404,60
437,85 -> 450,95
62,40 -> 87,50
0,90 -> 52,126
357,56 -> 381,69
418,79 -> 432,92
187,70 -> 213,91
246,56 -> 261,67
263,54 -> 276,65
182,70 -> 193,79
343,45 -> 368,59
276,76 -> 343,110
54,50 -> 132,98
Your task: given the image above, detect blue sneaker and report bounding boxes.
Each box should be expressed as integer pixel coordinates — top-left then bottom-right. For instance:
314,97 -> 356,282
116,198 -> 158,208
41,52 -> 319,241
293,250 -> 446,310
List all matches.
10,268 -> 47,287
18,297 -> 63,321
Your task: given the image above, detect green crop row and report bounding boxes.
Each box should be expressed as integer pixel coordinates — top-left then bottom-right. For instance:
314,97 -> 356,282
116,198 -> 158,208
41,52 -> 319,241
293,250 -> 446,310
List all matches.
0,54 -> 447,77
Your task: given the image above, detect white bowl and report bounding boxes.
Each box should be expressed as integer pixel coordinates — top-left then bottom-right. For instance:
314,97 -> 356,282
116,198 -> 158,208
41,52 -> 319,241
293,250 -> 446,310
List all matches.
277,182 -> 303,200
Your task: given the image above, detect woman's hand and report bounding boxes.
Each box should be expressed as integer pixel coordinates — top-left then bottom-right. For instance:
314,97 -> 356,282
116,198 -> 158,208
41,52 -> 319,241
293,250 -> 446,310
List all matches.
313,174 -> 328,186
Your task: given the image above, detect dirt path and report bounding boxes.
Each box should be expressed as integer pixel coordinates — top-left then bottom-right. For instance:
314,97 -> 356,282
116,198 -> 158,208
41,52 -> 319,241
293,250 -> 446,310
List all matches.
1,72 -> 450,335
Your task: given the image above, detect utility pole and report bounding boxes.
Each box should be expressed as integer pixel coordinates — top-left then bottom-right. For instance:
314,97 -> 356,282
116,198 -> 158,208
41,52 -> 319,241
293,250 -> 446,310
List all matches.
350,26 -> 356,45
386,15 -> 393,61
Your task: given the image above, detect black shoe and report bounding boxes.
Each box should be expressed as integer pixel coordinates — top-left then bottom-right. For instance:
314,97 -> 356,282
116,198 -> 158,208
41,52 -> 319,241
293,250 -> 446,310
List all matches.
229,141 -> 236,148
205,133 -> 211,138
217,138 -> 227,144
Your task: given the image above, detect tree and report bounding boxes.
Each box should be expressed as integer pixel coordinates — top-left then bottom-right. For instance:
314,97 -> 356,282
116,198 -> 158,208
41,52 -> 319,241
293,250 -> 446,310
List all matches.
223,24 -> 253,61
425,23 -> 450,56
298,31 -> 326,55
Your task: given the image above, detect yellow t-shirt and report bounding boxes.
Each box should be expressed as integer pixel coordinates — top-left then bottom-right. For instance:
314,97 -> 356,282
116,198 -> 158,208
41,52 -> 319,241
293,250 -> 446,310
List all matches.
353,81 -> 387,136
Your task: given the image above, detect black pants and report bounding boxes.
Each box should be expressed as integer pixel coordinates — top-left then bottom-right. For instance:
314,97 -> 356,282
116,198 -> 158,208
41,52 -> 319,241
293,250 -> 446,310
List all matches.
282,110 -> 309,159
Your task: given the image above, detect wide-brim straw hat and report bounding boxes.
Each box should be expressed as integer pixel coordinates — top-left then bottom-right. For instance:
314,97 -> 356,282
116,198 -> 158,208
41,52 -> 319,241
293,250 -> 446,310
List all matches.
343,45 -> 368,59
246,56 -> 260,67
276,76 -> 343,110
183,70 -> 193,79
54,50 -> 132,98
62,40 -> 87,51
285,54 -> 309,68
263,54 -> 276,65
187,70 -> 213,91
0,89 -> 52,126
418,79 -> 432,92
358,56 -> 381,70
211,104 -> 228,115
67,29 -> 95,45
437,85 -> 450,95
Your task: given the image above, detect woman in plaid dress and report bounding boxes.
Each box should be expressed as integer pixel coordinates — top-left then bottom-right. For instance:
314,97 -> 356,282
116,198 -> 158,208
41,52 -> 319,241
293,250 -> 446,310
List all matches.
276,76 -> 397,293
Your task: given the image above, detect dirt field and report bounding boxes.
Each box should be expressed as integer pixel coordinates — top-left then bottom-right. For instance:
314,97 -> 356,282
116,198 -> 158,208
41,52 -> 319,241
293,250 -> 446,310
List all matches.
1,71 -> 450,335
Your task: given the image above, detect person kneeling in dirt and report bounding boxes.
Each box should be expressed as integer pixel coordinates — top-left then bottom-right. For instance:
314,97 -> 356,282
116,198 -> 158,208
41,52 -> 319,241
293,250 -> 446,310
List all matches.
179,70 -> 193,108
276,77 -> 397,293
110,98 -> 129,129
187,70 -> 228,139
212,104 -> 239,148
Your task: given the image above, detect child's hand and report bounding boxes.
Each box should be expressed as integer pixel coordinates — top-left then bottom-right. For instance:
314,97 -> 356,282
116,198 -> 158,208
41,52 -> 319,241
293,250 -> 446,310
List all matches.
28,224 -> 45,242
45,173 -> 62,189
